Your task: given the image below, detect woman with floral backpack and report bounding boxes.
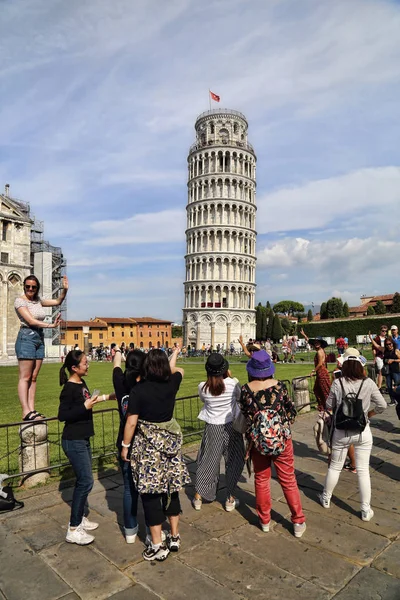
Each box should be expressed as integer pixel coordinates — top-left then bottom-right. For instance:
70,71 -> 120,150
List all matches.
238,350 -> 306,537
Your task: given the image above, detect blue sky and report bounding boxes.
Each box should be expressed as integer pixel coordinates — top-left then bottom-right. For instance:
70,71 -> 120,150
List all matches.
1,0 -> 399,321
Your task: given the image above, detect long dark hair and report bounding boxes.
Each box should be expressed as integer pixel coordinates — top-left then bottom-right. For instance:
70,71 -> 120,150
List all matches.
143,349 -> 171,381
23,275 -> 41,301
60,350 -> 84,385
202,374 -> 227,396
124,350 -> 146,391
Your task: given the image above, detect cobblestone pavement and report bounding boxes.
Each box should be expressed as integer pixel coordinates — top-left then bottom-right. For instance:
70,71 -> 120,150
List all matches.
0,409 -> 399,600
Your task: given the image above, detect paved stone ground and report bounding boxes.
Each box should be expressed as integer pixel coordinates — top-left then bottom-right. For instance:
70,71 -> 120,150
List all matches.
0,409 -> 399,600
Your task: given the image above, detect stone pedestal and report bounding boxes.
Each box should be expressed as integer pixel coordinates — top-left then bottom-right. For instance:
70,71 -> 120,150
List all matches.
19,422 -> 50,487
292,377 -> 311,413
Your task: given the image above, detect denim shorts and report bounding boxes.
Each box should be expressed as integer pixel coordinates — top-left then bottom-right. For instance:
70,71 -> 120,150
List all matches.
15,328 -> 45,360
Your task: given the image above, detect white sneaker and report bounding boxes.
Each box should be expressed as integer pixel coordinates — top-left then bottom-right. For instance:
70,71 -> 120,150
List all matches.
145,530 -> 167,547
66,524 -> 95,545
81,516 -> 99,531
260,520 -> 270,532
361,508 -> 374,522
225,497 -> 239,512
167,533 -> 181,552
125,525 -> 139,543
142,543 -> 170,562
318,493 -> 330,509
192,497 -> 202,511
293,522 -> 307,538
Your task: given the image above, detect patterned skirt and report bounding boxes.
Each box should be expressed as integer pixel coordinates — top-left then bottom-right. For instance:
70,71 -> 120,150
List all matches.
313,368 -> 331,409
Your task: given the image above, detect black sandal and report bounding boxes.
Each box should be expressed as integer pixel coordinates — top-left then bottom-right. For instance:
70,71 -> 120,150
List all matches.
22,411 -> 45,422
32,411 -> 46,419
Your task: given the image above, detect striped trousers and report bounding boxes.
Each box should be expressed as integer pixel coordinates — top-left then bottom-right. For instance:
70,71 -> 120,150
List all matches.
195,422 -> 245,502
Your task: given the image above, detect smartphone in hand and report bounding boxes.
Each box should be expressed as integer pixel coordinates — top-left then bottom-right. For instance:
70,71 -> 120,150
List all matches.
91,389 -> 100,400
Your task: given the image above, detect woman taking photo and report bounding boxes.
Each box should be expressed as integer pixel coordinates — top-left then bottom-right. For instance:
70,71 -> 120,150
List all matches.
193,353 -> 245,512
121,347 -> 191,562
58,349 -> 112,545
318,350 -> 386,521
15,274 -> 68,421
112,344 -> 145,543
239,350 -> 306,538
383,338 -> 400,403
300,329 -> 331,411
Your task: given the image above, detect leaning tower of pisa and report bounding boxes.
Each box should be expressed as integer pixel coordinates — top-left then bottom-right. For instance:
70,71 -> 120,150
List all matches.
183,108 -> 257,350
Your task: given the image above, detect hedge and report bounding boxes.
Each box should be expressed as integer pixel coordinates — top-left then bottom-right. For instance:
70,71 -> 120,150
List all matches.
297,314 -> 400,344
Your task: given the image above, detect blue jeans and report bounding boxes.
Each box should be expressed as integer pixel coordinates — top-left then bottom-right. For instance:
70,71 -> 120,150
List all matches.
118,458 -> 139,536
386,372 -> 400,401
62,438 -> 94,527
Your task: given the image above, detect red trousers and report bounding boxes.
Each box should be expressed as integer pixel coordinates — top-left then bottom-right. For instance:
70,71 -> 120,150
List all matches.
252,438 -> 305,525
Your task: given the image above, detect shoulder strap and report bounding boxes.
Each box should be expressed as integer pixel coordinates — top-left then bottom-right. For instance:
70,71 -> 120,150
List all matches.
355,378 -> 365,399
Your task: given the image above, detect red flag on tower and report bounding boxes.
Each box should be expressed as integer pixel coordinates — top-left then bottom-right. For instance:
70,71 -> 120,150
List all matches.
210,90 -> 220,102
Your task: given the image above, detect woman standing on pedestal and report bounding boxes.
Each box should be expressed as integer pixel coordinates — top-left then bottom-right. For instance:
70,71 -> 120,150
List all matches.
15,274 -> 68,421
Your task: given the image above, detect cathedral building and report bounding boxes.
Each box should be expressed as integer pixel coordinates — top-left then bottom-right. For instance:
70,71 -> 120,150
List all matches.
183,108 -> 257,349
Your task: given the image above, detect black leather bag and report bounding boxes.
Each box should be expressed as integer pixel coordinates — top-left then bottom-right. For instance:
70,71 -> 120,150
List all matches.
0,486 -> 24,513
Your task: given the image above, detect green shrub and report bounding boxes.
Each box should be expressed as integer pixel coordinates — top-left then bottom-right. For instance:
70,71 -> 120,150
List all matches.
297,315 -> 400,344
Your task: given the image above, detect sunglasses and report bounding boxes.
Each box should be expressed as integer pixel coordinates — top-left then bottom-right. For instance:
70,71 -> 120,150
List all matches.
25,285 -> 38,290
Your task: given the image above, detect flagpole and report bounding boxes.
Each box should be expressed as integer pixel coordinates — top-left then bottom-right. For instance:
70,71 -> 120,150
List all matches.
208,89 -> 211,111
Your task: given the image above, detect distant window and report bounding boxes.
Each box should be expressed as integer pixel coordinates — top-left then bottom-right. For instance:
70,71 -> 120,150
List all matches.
130,331 -> 133,337
111,324 -> 114,328
60,332 -> 65,340
88,333 -> 92,340
121,332 -> 124,337
148,325 -> 152,328
157,332 -> 160,337
2,221 -> 9,242
139,324 -> 143,328
149,332 -> 152,337
121,324 -> 124,328
99,333 -> 103,340
140,341 -> 143,348
111,331 -> 115,338
1,252 -> 9,264
140,332 -> 143,337
74,333 -> 79,340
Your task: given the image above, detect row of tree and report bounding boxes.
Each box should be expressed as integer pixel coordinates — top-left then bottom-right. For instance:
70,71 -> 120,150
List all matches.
319,297 -> 349,320
255,300 -> 312,342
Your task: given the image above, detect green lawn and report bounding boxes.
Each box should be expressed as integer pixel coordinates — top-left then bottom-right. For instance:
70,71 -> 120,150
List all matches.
0,359 -> 324,477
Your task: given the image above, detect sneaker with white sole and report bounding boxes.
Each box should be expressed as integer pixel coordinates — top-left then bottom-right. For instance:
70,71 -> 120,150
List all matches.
81,516 -> 99,531
260,521 -> 270,532
66,524 -> 95,545
142,542 -> 170,562
192,497 -> 202,511
167,533 -> 181,552
125,525 -> 139,544
361,508 -> 374,522
225,497 -> 239,512
318,493 -> 331,509
293,522 -> 307,538
145,530 -> 167,547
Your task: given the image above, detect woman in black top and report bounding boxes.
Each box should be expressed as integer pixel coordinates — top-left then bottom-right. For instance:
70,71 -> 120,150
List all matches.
383,338 -> 400,403
112,344 -> 145,543
121,346 -> 189,562
58,350 -> 112,546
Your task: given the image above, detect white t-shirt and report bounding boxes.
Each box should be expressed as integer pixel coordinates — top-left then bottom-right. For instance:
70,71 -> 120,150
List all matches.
14,296 -> 47,327
197,377 -> 241,425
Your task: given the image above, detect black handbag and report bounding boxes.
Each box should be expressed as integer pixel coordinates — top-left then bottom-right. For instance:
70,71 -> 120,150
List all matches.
0,486 -> 24,513
381,364 -> 390,376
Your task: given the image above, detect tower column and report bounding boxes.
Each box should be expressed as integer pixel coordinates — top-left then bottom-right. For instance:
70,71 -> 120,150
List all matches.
210,321 -> 215,349
226,322 -> 231,348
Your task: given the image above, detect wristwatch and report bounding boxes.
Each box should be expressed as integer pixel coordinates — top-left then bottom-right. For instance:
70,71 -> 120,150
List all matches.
121,441 -> 131,448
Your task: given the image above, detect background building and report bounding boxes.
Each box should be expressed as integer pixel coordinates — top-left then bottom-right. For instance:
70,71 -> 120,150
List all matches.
183,108 -> 257,349
62,316 -> 173,351
0,184 -> 66,359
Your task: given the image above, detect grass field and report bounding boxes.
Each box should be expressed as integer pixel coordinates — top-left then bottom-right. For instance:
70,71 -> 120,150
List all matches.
0,358 -> 331,478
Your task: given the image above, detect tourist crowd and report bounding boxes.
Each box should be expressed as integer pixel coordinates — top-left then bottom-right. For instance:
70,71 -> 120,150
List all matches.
11,278 -> 398,563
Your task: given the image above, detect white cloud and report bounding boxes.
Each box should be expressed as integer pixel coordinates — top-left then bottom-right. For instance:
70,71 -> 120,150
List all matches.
87,209 -> 186,246
258,236 -> 400,269
257,167 -> 400,234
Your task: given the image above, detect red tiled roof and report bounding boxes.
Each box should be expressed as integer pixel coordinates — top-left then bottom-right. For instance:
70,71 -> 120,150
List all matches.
349,306 -> 367,313
130,317 -> 173,324
62,320 -> 107,329
93,317 -> 137,324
